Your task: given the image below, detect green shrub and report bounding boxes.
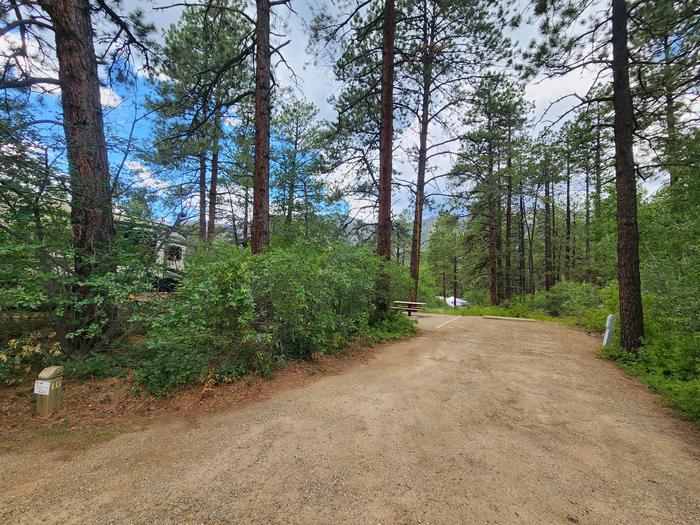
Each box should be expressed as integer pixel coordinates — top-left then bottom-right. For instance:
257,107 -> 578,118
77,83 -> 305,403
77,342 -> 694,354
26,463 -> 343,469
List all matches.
131,240 -> 415,395
62,352 -> 124,380
364,312 -> 417,341
131,243 -> 255,395
0,331 -> 62,385
251,242 -> 379,358
527,281 -> 602,318
602,331 -> 700,420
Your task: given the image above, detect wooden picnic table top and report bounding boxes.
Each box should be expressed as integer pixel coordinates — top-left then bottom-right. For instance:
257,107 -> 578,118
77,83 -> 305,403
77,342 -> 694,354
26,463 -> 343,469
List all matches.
393,300 -> 427,305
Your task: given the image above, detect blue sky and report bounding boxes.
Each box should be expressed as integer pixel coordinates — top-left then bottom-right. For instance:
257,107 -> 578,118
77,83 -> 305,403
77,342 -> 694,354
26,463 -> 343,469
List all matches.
15,0 -> 665,226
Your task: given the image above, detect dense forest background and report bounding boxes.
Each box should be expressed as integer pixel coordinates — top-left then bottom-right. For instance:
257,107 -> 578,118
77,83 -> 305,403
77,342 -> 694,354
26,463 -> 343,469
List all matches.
0,0 -> 698,418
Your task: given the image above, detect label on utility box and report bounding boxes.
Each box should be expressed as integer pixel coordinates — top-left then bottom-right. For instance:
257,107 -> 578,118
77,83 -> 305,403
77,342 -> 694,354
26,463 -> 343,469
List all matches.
33,380 -> 51,396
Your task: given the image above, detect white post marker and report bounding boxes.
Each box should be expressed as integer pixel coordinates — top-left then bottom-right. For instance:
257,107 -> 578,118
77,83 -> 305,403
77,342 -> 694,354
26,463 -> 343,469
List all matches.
34,365 -> 63,416
603,314 -> 615,347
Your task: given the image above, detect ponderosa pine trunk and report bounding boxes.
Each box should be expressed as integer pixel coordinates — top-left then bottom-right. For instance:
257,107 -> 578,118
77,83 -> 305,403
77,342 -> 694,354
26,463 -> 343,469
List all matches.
518,189 -> 526,295
376,0 -> 396,310
594,106 -> 603,219
42,0 -> 114,349
572,211 -> 577,269
585,168 -> 591,264
208,141 -> 219,239
199,152 -> 207,240
229,193 -> 239,246
611,0 -> 644,350
286,121 -> 299,223
302,179 -> 310,236
496,172 -> 504,302
551,178 -> 559,283
505,126 -> 513,298
544,168 -> 554,290
377,0 -> 395,262
252,0 -> 271,254
565,150 -> 571,279
527,187 -> 539,294
243,184 -> 250,246
409,7 -> 433,302
45,0 -> 114,274
487,145 -> 498,306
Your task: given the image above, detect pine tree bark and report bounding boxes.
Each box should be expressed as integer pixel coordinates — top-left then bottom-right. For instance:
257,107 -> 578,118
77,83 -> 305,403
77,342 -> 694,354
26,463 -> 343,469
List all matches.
505,126 -> 513,297
518,186 -> 526,295
594,106 -> 603,219
285,121 -> 299,223
487,144 -> 499,306
44,0 -> 114,280
527,188 -> 539,294
585,168 -> 591,264
544,168 -> 554,290
243,183 -> 250,246
496,174 -> 504,301
377,0 -> 395,262
611,0 -> 644,350
208,143 -> 218,239
229,195 -> 239,246
376,0 -> 396,311
409,4 -> 433,302
199,152 -> 207,241
39,0 -> 117,349
551,178 -> 559,283
252,0 -> 271,254
488,199 -> 499,305
565,150 -> 571,279
572,210 -> 577,269
207,112 -> 221,239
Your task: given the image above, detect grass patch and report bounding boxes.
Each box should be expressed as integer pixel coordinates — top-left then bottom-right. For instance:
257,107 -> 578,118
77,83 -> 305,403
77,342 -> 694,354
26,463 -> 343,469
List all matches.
39,424 -> 134,451
426,305 -> 558,323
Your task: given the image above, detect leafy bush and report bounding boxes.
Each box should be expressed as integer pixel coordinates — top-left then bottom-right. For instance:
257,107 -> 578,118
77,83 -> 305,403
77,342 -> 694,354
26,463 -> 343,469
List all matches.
61,352 -> 124,380
526,281 -> 602,318
131,244 -> 255,395
0,331 -> 62,385
364,312 -> 417,341
131,241 -> 414,395
251,242 -> 378,357
602,332 -> 700,421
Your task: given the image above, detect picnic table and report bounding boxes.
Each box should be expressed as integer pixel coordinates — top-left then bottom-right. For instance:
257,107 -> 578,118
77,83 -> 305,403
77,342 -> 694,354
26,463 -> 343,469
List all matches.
391,300 -> 427,316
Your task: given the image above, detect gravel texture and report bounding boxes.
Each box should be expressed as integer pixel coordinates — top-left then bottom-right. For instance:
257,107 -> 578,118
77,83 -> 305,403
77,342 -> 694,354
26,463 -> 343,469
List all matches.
1,314 -> 699,524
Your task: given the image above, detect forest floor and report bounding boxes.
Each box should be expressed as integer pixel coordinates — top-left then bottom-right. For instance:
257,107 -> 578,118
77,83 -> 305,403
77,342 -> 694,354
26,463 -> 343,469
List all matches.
1,314 -> 699,524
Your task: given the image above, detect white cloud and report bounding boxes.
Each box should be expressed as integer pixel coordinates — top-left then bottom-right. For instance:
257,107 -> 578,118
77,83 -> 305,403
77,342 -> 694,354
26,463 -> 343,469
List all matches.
0,33 -> 60,93
2,31 -> 128,112
223,115 -> 242,128
525,66 -> 606,134
126,160 -> 166,191
100,86 -> 123,108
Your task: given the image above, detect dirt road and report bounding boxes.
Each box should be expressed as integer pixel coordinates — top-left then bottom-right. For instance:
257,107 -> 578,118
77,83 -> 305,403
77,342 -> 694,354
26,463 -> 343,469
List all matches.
1,314 -> 699,524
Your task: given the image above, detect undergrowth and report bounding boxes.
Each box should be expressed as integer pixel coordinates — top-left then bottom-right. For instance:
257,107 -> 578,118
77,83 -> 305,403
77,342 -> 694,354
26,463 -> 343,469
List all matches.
2,241 -> 417,396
